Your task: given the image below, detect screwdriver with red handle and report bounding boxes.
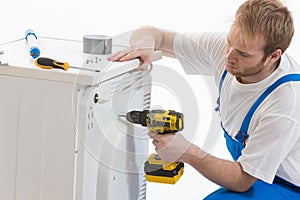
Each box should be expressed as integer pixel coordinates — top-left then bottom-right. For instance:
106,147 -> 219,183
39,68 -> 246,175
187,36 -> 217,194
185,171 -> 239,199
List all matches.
34,57 -> 99,72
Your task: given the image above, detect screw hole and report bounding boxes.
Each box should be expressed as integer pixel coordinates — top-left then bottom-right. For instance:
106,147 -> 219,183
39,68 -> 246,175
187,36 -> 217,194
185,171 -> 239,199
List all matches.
94,93 -> 99,103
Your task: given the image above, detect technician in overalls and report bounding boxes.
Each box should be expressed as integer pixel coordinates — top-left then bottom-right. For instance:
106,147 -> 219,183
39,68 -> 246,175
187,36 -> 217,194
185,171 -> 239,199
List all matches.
109,0 -> 300,198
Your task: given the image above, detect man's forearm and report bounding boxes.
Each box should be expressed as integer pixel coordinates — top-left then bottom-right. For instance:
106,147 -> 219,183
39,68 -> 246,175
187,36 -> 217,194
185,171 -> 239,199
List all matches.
182,144 -> 257,192
130,26 -> 162,49
130,26 -> 175,57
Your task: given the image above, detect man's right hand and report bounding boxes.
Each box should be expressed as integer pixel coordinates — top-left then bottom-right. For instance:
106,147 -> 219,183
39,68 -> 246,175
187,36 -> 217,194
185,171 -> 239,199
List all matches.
108,26 -> 175,70
107,45 -> 155,71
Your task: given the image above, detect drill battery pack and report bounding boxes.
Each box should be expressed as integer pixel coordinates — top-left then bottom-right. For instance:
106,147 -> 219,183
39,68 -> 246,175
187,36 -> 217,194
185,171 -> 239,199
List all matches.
144,154 -> 184,184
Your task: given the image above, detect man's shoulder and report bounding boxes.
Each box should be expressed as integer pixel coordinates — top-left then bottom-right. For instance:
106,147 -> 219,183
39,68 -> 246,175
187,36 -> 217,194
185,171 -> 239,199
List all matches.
175,31 -> 226,42
279,54 -> 300,73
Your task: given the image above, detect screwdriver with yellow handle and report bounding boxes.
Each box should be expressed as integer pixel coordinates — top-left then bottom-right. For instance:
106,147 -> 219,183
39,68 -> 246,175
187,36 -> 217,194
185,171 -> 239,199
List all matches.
34,57 -> 100,72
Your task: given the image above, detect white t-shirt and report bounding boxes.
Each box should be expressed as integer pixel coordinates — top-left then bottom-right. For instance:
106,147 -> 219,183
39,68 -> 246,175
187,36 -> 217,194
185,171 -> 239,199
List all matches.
173,32 -> 300,186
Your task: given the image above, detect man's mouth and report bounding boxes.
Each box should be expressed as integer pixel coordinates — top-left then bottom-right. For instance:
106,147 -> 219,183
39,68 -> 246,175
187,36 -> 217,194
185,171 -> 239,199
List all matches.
226,64 -> 235,70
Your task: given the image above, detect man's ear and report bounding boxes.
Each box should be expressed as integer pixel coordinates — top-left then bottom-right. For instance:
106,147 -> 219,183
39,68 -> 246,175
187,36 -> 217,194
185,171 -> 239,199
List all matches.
270,49 -> 282,64
266,49 -> 282,65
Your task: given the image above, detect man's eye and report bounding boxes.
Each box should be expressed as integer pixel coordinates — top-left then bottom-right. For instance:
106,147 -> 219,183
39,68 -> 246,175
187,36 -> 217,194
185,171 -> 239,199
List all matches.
240,52 -> 249,57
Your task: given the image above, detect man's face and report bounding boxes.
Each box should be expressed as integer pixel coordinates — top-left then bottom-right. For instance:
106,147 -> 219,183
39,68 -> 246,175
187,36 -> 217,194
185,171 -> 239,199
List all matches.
226,25 -> 268,83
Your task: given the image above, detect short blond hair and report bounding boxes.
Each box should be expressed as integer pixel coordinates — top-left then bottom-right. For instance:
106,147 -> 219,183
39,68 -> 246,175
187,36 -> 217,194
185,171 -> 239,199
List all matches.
235,0 -> 294,57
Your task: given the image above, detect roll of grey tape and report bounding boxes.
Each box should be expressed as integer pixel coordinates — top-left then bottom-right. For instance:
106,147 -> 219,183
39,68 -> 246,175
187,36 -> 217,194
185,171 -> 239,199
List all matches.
83,35 -> 112,55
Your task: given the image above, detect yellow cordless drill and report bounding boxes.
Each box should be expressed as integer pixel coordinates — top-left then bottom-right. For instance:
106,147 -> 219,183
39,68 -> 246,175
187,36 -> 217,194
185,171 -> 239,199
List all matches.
119,109 -> 184,184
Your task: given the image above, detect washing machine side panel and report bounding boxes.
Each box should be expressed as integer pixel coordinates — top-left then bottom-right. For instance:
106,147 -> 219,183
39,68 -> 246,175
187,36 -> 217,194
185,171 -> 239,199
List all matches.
75,70 -> 151,200
0,75 -> 77,200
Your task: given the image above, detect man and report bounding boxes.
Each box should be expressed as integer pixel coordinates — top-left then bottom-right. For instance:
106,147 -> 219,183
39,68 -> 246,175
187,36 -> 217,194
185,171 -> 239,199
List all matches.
108,0 -> 300,199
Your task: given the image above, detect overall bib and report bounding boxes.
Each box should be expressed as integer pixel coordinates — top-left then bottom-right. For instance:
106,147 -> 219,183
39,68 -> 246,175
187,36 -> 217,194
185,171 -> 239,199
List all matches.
205,70 -> 300,199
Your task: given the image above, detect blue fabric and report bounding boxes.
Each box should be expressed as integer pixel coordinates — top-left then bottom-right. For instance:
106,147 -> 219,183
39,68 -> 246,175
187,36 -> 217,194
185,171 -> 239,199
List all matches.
215,70 -> 227,111
221,123 -> 244,161
275,176 -> 300,193
207,71 -> 300,199
223,131 -> 244,161
204,179 -> 300,200
234,130 -> 249,145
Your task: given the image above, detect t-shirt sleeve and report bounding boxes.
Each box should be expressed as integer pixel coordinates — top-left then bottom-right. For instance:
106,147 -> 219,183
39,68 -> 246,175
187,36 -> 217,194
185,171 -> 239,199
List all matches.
173,32 -> 227,82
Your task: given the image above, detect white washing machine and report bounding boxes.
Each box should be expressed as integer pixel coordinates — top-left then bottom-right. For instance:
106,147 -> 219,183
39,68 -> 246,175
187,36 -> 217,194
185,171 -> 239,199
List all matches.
0,36 -> 161,200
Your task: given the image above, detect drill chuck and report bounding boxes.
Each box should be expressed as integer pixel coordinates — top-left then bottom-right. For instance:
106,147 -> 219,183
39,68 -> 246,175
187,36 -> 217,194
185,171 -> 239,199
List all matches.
125,110 -> 149,126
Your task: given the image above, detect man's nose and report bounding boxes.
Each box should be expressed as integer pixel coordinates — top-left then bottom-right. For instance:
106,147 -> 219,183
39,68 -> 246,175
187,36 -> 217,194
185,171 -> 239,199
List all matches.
226,47 -> 237,63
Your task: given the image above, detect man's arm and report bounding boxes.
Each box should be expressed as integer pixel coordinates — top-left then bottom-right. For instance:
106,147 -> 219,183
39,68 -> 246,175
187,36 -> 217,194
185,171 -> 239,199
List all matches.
184,144 -> 257,192
150,132 -> 257,192
130,26 -> 176,58
108,26 -> 176,69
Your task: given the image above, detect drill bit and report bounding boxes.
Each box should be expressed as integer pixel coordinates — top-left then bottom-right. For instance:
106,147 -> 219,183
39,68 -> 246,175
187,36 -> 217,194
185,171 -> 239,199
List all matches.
118,113 -> 126,118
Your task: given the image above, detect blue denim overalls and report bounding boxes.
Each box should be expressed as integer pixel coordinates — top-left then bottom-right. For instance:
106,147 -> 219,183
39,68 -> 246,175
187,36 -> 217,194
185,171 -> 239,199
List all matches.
205,70 -> 300,199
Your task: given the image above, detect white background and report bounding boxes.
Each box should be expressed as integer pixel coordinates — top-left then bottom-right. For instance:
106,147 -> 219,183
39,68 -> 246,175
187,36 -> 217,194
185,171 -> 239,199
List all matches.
1,0 -> 299,199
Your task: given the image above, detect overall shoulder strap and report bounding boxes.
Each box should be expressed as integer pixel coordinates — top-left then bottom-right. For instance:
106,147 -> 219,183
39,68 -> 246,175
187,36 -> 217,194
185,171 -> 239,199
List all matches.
235,73 -> 300,143
219,69 -> 228,93
215,69 -> 228,111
